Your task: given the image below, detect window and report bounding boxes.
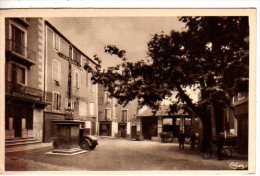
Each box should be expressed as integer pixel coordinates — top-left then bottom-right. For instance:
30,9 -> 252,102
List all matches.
16,65 -> 26,85
88,73 -> 95,94
105,108 -> 111,120
73,49 -> 81,66
11,25 -> 25,55
74,71 -> 80,89
10,63 -> 26,84
53,92 -> 61,111
79,101 -> 87,116
65,97 -> 74,110
52,60 -> 61,84
54,33 -> 60,51
121,110 -> 128,122
104,91 -> 111,104
163,118 -> 173,125
59,38 -> 70,57
89,102 -> 95,116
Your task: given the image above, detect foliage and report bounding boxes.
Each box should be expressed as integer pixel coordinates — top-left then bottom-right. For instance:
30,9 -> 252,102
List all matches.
91,17 -> 249,119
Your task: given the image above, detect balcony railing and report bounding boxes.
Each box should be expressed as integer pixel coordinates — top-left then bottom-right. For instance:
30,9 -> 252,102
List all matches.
6,39 -> 36,65
6,81 -> 52,104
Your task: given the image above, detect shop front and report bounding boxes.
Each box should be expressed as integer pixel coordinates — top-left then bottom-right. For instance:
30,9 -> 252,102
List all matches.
99,121 -> 112,136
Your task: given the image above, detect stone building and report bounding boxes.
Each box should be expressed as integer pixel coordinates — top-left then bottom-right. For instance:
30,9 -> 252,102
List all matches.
225,93 -> 248,154
43,21 -> 98,142
137,106 -> 200,140
98,85 -> 139,139
5,18 -> 99,146
5,18 -> 50,145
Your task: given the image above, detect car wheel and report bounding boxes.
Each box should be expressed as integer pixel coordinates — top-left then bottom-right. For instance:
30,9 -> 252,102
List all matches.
89,144 -> 96,150
80,140 -> 90,150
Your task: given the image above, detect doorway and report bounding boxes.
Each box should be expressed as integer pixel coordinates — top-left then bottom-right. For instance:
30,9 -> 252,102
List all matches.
142,117 -> 158,140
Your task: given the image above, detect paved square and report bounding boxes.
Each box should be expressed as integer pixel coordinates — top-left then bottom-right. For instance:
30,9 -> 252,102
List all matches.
5,138 -> 248,171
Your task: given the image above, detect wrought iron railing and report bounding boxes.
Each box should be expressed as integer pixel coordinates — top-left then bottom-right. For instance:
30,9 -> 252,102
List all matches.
6,81 -> 52,103
6,39 -> 36,63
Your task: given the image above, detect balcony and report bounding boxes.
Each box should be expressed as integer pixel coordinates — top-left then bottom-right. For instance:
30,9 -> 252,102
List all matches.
5,81 -> 52,107
6,39 -> 36,67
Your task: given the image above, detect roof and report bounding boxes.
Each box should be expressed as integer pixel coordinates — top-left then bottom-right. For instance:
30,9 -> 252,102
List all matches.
137,105 -> 189,117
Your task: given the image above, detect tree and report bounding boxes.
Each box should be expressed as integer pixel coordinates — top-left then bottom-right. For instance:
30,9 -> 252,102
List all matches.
90,17 -> 249,150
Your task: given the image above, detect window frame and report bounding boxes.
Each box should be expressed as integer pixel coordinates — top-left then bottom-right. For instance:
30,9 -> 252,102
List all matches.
72,48 -> 82,66
74,70 -> 80,89
88,72 -> 95,94
104,108 -> 111,120
52,59 -> 61,84
10,62 -> 27,86
53,32 -> 60,52
9,21 -> 27,47
52,91 -> 61,111
89,102 -> 95,116
16,65 -> 26,85
121,109 -> 128,122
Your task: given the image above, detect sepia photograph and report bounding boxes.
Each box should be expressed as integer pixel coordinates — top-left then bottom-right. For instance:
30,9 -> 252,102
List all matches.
0,8 -> 257,174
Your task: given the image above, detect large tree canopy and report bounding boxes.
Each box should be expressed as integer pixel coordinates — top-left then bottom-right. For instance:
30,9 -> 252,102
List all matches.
90,16 -> 249,148
91,17 -> 248,114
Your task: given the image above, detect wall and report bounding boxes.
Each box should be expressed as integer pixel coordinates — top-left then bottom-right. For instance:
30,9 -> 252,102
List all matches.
33,108 -> 44,141
26,18 -> 44,90
44,21 -> 99,139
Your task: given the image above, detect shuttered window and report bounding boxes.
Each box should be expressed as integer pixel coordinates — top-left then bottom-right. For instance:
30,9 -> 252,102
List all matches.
54,33 -> 60,51
121,110 -> 127,122
105,108 -> 111,120
52,60 -> 61,83
74,71 -> 80,89
73,49 -> 81,66
89,102 -> 95,116
53,92 -> 61,111
16,65 -> 26,84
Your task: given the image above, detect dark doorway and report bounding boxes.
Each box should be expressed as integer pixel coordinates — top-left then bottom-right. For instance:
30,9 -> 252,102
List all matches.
173,125 -> 180,138
118,123 -> 127,138
6,104 -> 33,138
131,125 -> 137,139
99,122 -> 112,136
91,121 -> 96,135
142,117 -> 158,140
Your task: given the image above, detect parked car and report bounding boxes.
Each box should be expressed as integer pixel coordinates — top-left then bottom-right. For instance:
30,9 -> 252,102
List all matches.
79,128 -> 98,150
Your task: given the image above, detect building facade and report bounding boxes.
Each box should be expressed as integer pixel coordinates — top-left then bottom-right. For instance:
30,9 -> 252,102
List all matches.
5,18 -> 50,142
137,106 -> 200,140
224,93 -> 248,154
43,21 -> 98,142
98,85 -> 138,139
5,18 -> 99,145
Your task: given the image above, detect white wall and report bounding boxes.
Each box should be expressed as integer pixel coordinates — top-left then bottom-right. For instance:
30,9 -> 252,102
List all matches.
112,122 -> 118,137
127,122 -> 131,135
33,108 -> 44,142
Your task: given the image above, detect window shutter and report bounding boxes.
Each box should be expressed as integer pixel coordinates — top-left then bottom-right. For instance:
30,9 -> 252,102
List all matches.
58,94 -> 61,110
58,63 -> 61,83
53,61 -> 58,82
53,92 -> 57,110
65,97 -> 68,109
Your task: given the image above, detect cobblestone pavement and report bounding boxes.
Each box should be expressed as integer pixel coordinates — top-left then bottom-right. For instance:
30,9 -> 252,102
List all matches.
5,138 -> 248,171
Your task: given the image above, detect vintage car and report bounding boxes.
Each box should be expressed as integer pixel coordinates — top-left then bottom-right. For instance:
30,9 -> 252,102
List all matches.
79,128 -> 98,150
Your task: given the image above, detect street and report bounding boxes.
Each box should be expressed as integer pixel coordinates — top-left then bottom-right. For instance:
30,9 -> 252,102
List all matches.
5,138 -> 248,171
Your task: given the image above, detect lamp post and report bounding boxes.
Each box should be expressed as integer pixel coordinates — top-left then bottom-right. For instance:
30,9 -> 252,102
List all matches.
65,45 -> 74,120
51,45 -> 84,155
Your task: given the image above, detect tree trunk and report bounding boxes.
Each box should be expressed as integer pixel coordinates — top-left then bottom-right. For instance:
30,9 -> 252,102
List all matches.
199,107 -> 212,152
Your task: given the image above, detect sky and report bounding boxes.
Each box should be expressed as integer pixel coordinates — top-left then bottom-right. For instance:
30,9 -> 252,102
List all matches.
47,17 -> 185,68
46,17 -> 198,107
